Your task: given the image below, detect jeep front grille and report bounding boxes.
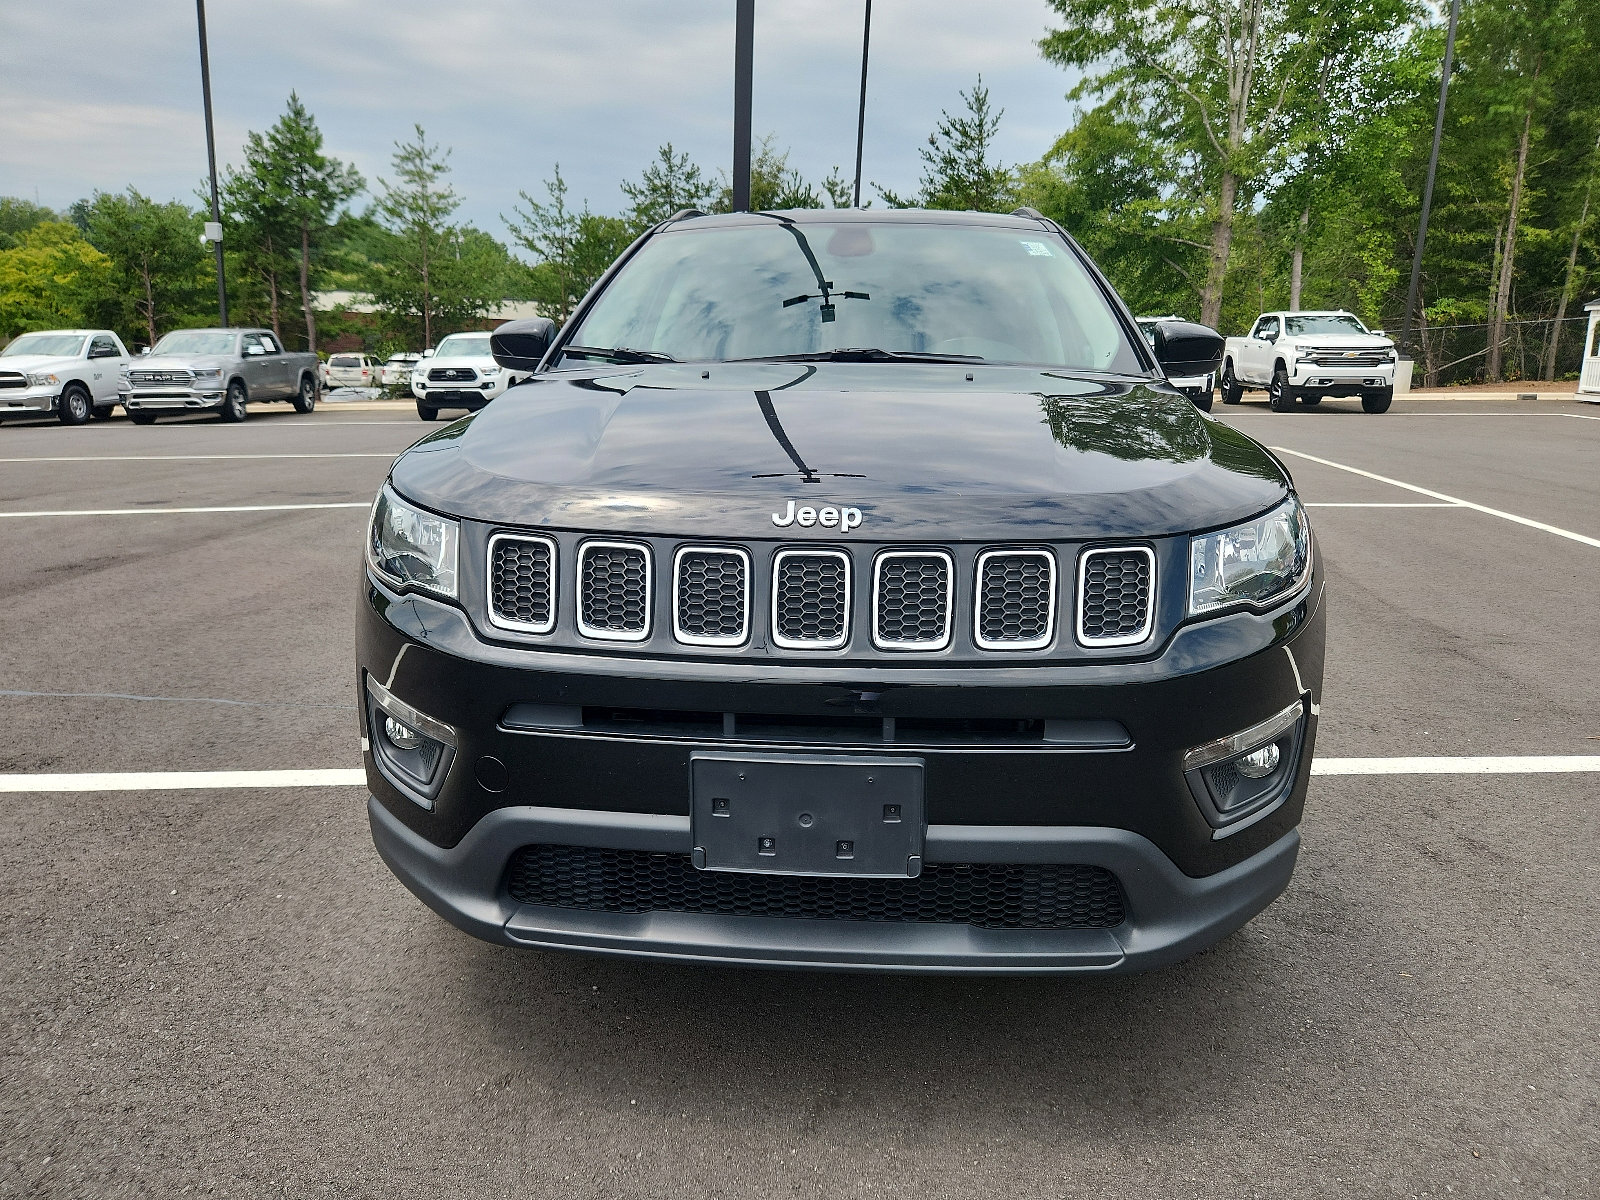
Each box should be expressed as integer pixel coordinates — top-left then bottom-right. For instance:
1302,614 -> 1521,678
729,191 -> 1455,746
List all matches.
772,549 -> 850,650
975,549 -> 1055,650
873,551 -> 953,650
507,845 -> 1127,929
488,533 -> 555,634
577,542 -> 651,641
673,547 -> 750,646
1077,547 -> 1154,647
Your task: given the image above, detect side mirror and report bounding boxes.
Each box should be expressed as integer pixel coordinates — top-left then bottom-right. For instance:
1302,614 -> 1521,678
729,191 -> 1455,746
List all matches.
1151,319 -> 1224,378
421,348 -> 435,358
491,318 -> 556,373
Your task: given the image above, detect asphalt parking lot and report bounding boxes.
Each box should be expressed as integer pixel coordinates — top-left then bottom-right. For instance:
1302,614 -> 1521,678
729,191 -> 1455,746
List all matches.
2,394 -> 1596,1198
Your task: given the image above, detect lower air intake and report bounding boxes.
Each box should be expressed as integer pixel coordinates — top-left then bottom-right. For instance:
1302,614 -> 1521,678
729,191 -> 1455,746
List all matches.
506,845 -> 1126,929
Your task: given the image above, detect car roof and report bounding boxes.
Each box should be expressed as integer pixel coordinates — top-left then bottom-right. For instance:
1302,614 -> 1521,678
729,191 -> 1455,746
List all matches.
662,207 -> 1054,233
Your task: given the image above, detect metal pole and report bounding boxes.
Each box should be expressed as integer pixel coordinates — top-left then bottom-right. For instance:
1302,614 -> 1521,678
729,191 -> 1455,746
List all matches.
196,0 -> 228,327
733,0 -> 754,211
852,0 -> 872,208
1400,0 -> 1460,355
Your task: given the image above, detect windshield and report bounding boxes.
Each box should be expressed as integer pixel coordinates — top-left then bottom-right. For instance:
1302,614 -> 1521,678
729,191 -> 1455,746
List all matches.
435,334 -> 492,358
1284,314 -> 1369,336
3,333 -> 86,357
153,330 -> 238,356
566,220 -> 1138,371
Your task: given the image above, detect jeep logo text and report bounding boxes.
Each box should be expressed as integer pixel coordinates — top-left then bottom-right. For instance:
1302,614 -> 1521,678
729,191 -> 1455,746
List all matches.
772,500 -> 863,531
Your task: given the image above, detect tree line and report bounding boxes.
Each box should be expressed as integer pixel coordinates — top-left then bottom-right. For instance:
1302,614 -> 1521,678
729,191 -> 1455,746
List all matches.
3,0 -> 1596,383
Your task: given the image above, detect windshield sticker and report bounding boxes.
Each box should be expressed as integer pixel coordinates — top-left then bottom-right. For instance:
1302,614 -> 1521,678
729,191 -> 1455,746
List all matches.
1020,241 -> 1054,257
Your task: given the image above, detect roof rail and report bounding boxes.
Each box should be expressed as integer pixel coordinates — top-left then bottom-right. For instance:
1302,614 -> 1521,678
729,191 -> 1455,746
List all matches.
666,208 -> 707,223
1011,206 -> 1047,220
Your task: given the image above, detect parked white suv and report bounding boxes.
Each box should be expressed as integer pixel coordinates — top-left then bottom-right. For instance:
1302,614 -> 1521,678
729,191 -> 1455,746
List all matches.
411,331 -> 530,421
379,352 -> 421,388
1221,310 -> 1396,413
322,353 -> 381,390
0,329 -> 130,425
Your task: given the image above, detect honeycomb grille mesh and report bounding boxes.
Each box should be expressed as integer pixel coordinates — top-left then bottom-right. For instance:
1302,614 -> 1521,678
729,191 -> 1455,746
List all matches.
977,552 -> 1053,646
875,554 -> 950,646
489,537 -> 553,629
774,553 -> 848,645
1080,549 -> 1152,643
506,845 -> 1126,929
580,544 -> 649,635
676,549 -> 747,642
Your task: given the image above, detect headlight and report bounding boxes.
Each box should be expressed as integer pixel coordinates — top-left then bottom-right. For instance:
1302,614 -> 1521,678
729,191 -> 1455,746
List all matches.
1188,498 -> 1310,616
193,367 -> 223,380
480,366 -> 501,376
27,372 -> 58,387
367,485 -> 458,599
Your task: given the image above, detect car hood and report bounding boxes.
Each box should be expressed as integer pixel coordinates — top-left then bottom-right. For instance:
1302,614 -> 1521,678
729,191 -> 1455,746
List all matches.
132,354 -> 231,371
1294,332 -> 1393,350
390,363 -> 1291,540
421,356 -> 495,372
0,354 -> 79,374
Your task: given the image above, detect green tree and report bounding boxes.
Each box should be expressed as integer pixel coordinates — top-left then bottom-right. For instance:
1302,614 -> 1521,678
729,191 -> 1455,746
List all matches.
220,134 -> 298,343
371,125 -> 487,347
0,197 -> 59,251
79,189 -> 209,347
879,77 -> 1016,212
711,137 -> 834,212
506,165 -> 633,322
621,143 -> 713,232
0,222 -> 114,340
1041,1 -> 1317,328
262,93 -> 363,351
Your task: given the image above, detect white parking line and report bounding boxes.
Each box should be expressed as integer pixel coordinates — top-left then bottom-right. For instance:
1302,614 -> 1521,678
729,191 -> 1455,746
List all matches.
1271,446 -> 1600,549
0,453 -> 397,464
3,757 -> 1597,792
1305,502 -> 1460,508
0,502 -> 369,518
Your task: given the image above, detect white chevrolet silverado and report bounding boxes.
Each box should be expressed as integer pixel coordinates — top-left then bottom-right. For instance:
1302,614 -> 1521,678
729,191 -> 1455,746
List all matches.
1220,310 -> 1396,414
0,329 -> 130,425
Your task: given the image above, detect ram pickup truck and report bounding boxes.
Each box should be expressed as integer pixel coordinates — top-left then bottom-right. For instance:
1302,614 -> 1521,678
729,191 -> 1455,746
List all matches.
0,329 -> 130,424
1220,310 -> 1396,413
124,327 -> 319,423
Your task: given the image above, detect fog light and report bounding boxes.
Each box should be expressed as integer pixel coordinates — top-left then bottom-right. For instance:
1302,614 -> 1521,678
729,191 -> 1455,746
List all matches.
1237,743 -> 1280,778
384,716 -> 423,750
365,676 -> 457,809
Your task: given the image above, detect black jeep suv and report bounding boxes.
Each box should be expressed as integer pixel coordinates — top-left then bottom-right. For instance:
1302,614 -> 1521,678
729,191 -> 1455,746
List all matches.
359,208 -> 1324,973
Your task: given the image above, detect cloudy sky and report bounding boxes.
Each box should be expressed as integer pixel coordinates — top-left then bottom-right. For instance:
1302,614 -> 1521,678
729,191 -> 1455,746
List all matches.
0,0 -> 1080,238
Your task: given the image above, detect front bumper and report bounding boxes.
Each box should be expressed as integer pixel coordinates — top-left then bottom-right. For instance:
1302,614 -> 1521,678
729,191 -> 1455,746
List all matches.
371,795 -> 1300,972
359,551 -> 1325,973
0,386 -> 58,415
1291,363 -> 1394,393
125,389 -> 225,410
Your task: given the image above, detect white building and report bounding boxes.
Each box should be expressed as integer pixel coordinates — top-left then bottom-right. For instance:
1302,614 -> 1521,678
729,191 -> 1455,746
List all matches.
1582,298 -> 1600,401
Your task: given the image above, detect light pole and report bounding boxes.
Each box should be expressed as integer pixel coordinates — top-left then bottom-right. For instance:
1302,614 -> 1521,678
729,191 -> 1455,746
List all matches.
196,0 -> 228,326
732,0 -> 754,211
852,0 -> 873,208
1399,0 -> 1461,359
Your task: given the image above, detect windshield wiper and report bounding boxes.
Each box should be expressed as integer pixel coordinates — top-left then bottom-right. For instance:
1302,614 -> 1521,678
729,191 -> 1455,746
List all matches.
561,345 -> 678,364
728,348 -> 984,364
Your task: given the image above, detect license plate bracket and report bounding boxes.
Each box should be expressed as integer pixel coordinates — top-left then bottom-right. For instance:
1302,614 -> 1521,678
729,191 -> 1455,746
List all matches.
689,752 -> 925,878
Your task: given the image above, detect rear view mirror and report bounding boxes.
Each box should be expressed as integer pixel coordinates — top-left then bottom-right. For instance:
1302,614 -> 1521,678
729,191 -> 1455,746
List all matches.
1150,319 -> 1224,378
491,318 -> 557,373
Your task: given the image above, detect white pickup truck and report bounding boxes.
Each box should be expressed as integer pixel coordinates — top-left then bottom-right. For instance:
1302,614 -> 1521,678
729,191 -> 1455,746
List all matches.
1220,310 -> 1396,414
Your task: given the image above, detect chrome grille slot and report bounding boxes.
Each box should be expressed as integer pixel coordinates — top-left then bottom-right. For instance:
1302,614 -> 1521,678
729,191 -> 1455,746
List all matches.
873,550 -> 952,650
673,546 -> 749,646
577,541 -> 651,641
1077,547 -> 1154,647
487,533 -> 555,634
975,549 -> 1055,650
772,549 -> 850,649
